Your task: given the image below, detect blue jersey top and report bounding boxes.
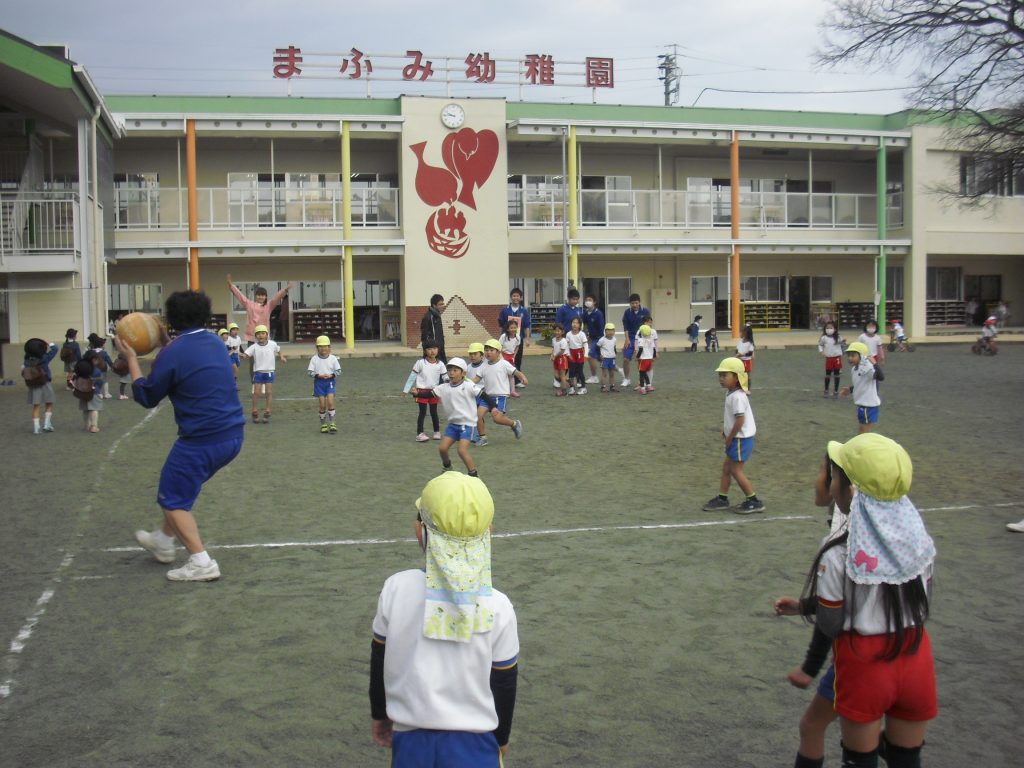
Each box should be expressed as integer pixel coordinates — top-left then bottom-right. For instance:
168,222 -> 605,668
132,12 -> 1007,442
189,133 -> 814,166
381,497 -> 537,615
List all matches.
583,308 -> 605,342
132,328 -> 246,444
555,303 -> 583,333
621,306 -> 650,344
497,304 -> 531,333
24,343 -> 59,382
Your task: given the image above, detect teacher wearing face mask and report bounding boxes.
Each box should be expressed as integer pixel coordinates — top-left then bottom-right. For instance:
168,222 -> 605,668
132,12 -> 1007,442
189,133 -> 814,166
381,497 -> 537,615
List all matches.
497,287 -> 531,379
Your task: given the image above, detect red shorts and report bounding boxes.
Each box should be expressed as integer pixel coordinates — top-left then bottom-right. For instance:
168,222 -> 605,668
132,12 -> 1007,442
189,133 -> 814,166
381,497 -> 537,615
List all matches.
832,628 -> 938,723
501,352 -> 516,365
741,358 -> 753,373
638,359 -> 653,372
552,356 -> 568,371
825,356 -> 843,372
568,347 -> 585,364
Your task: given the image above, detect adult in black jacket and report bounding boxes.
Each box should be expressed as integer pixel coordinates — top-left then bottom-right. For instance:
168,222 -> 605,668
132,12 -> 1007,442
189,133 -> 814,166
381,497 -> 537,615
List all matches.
420,294 -> 447,362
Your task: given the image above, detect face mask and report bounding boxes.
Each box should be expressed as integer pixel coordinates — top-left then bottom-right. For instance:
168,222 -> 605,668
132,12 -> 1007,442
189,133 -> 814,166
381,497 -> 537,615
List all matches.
584,300 -> 594,309
826,328 -> 835,336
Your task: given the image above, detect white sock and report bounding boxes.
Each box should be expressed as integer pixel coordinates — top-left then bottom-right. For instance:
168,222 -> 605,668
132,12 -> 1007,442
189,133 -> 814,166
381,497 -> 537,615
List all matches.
190,550 -> 212,567
328,409 -> 336,422
153,529 -> 175,547
44,412 -> 52,426
319,411 -> 327,423
33,418 -> 40,430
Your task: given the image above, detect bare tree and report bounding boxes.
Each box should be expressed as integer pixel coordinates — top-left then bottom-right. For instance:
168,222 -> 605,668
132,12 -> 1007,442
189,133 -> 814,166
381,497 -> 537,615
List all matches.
819,1 -> 1024,200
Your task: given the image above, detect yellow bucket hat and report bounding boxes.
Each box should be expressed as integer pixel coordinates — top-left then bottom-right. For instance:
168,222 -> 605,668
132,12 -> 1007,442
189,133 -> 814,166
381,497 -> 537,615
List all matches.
315,335 -> 331,346
484,338 -> 502,351
846,341 -> 869,356
218,328 -> 228,336
827,433 -> 913,501
467,342 -> 485,354
416,472 -> 494,537
254,325 -> 269,335
604,323 -> 616,330
715,357 -> 749,392
227,322 -> 239,330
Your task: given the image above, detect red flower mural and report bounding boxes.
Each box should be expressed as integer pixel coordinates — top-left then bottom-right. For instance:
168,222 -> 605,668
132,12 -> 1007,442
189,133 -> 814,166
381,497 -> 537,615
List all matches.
410,128 -> 498,259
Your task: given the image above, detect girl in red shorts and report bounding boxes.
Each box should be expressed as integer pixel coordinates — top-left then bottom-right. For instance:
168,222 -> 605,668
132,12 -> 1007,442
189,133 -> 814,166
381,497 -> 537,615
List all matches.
735,324 -> 755,390
818,321 -> 845,398
550,323 -> 570,396
799,433 -> 936,768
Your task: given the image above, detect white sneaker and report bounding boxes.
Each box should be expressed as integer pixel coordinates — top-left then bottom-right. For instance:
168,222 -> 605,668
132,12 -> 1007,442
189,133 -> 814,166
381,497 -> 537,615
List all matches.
568,387 -> 576,395
577,387 -> 588,395
415,432 -> 430,442
103,393 -> 113,399
166,559 -> 220,582
621,378 -> 630,387
585,376 -> 599,384
135,530 -> 176,563
1007,520 -> 1024,533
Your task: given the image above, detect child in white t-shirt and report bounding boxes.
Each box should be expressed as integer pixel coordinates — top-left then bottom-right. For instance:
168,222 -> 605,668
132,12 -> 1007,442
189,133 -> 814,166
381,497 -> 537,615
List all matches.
634,324 -> 656,394
735,325 -> 756,392
473,340 -> 526,445
858,320 -> 885,365
596,323 -> 618,392
436,358 -> 489,476
703,358 -> 763,514
565,317 -> 588,395
225,323 -> 243,382
498,320 -> 522,398
818,321 -> 845,398
550,324 -> 570,396
404,341 -> 447,442
641,315 -> 658,390
308,335 -> 342,434
241,324 -> 286,423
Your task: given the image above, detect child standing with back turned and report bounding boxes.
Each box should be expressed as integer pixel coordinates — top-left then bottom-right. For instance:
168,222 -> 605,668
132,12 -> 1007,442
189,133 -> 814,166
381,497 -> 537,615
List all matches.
702,358 -> 764,514
308,335 -> 341,434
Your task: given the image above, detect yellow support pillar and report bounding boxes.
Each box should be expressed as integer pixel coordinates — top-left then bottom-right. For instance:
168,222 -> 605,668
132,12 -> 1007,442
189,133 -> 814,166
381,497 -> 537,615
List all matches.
567,126 -> 579,289
730,130 -> 741,338
342,121 -> 355,350
186,119 -> 200,290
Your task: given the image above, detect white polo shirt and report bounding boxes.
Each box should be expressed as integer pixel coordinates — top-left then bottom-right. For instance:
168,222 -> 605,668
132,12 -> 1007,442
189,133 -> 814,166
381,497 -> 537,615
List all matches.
724,389 -> 756,437
243,341 -> 280,373
597,335 -> 617,359
437,380 -> 484,426
477,358 -> 516,396
307,354 -> 341,377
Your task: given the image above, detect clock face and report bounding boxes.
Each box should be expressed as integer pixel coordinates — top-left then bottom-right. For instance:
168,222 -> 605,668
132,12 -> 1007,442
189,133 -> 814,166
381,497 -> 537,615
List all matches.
441,103 -> 465,129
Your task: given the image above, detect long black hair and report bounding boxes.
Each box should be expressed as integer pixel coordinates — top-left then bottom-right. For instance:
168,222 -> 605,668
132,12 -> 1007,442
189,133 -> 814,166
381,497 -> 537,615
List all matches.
801,459 -> 930,661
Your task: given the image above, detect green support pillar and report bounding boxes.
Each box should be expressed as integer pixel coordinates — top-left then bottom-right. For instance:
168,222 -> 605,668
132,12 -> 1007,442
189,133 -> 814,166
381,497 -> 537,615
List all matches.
877,138 -> 887,327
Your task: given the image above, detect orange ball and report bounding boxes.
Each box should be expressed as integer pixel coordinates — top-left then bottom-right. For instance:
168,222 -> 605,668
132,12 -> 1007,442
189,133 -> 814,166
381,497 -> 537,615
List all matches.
115,312 -> 163,355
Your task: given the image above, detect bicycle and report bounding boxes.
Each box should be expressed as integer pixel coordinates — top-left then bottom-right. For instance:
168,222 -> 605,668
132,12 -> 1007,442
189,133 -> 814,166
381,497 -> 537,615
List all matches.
886,330 -> 914,352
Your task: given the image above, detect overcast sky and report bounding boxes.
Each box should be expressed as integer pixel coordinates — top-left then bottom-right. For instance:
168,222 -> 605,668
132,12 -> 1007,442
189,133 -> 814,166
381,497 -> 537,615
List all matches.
1,0 -> 918,114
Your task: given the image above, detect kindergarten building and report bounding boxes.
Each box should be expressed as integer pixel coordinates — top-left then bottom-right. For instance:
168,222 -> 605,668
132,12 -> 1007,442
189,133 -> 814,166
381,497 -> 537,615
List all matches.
2,29 -> 1022,372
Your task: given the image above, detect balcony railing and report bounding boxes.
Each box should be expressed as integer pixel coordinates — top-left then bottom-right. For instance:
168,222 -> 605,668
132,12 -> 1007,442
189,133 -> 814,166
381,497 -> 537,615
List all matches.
114,187 -> 400,230
0,193 -> 79,258
508,189 -> 904,229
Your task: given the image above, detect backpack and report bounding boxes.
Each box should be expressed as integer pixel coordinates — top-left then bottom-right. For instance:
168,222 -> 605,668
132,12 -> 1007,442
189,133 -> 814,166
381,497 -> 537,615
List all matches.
22,364 -> 47,388
72,376 -> 95,402
59,344 -> 74,363
93,354 -> 108,372
112,357 -> 130,376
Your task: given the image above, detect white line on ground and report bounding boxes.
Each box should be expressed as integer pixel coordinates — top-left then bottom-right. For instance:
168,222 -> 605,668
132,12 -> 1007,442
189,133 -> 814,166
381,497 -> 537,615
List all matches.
101,499 -> 1024,558
1,407 -> 162,702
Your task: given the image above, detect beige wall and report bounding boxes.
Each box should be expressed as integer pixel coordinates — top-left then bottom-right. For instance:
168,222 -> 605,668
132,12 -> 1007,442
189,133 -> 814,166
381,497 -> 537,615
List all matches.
399,96 -> 510,308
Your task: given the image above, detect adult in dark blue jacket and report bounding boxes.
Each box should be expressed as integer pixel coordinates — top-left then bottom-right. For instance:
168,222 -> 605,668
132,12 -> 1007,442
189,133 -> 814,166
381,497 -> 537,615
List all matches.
621,293 -> 651,387
555,288 -> 583,337
497,287 -> 532,373
581,294 -> 605,382
115,290 -> 245,583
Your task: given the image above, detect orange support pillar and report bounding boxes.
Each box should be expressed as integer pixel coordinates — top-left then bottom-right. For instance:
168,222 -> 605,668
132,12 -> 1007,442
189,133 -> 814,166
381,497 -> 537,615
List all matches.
186,119 -> 200,290
730,131 -> 741,338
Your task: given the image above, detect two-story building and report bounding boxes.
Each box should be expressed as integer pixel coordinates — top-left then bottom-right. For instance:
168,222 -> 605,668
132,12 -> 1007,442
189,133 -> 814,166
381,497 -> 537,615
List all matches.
2,29 -> 1021,372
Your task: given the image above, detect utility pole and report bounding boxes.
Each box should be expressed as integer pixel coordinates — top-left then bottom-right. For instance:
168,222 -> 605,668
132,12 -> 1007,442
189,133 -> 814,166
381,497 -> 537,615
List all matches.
657,45 -> 681,106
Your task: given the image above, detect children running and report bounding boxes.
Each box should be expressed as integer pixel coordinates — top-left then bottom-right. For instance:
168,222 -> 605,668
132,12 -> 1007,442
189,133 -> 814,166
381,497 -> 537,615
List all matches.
241,324 -> 286,423
474,340 -> 525,443
596,323 -> 618,392
436,357 -> 492,477
703,358 -> 764,514
308,335 -> 341,434
840,342 -> 882,434
818,321 -> 845,397
498,320 -> 522,398
405,340 -> 446,442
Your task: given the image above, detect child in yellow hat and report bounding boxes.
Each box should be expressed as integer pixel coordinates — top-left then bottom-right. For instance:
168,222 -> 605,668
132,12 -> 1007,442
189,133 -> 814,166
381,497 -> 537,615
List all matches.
370,473 -> 519,765
840,342 -> 883,434
240,324 -> 286,423
308,335 -> 341,433
225,322 -> 242,383
703,358 -> 764,513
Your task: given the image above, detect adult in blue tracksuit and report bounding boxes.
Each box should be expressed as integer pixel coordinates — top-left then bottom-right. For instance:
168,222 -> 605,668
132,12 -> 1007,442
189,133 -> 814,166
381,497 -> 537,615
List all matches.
582,295 -> 605,381
621,293 -> 650,387
555,288 -> 583,337
497,287 -> 532,373
115,290 -> 245,583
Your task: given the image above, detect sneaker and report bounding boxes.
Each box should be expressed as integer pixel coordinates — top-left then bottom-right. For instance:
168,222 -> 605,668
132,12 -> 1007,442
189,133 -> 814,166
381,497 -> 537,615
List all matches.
262,412 -> 271,424
512,420 -> 523,439
1007,520 -> 1024,533
585,375 -> 600,384
321,424 -> 330,434
431,431 -> 441,440
516,381 -> 526,389
32,426 -> 41,435
734,498 -> 766,515
103,393 -> 113,399
555,390 -> 567,397
634,385 -> 644,392
552,378 -> 561,388
600,385 -> 608,392
646,385 -> 655,392
621,378 -> 630,387
577,387 -> 587,395
476,436 -> 489,447
329,423 -> 338,434
415,432 -> 430,442
568,387 -> 576,395
119,394 -> 130,400
702,496 -> 731,511
43,424 -> 55,432
251,411 -> 260,423
135,530 -> 176,564
823,391 -> 830,398
609,385 -> 618,392
166,559 -> 220,582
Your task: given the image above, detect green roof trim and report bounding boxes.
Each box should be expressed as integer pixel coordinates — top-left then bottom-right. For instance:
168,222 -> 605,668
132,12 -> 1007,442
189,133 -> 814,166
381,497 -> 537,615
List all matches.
0,30 -> 76,90
105,94 -> 402,116
506,102 -> 918,132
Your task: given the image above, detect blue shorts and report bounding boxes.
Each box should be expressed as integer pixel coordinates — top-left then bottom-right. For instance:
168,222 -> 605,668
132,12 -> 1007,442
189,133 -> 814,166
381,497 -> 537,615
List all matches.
601,357 -> 617,369
313,377 -> 336,397
157,437 -> 243,511
817,664 -> 836,702
726,435 -> 755,462
479,395 -> 508,413
253,371 -> 275,384
588,339 -> 600,359
857,405 -> 880,425
445,423 -> 475,442
391,730 -> 501,768
229,353 -> 240,366
622,341 -> 636,361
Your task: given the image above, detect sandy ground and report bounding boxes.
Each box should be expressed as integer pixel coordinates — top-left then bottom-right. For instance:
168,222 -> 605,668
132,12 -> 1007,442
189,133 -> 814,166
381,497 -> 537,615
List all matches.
0,344 -> 1021,766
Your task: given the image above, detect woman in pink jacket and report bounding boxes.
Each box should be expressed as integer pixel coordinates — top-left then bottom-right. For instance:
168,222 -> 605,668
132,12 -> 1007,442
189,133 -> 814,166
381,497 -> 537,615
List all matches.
226,274 -> 292,344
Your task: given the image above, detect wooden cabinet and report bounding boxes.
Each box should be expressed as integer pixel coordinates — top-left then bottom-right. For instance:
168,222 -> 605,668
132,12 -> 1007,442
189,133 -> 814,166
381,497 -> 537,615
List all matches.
836,302 -> 875,330
292,309 -> 345,342
926,301 -> 965,326
741,302 -> 790,330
